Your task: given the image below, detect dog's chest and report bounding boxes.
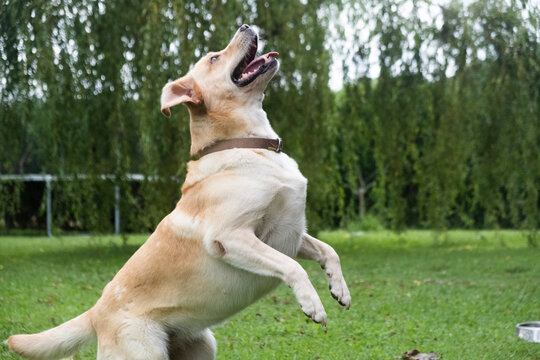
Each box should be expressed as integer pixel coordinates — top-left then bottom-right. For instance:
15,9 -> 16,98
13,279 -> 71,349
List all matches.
255,155 -> 307,257
186,150 -> 307,256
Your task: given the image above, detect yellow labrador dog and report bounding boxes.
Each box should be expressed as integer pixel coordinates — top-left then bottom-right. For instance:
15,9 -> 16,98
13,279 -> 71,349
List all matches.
7,24 -> 350,360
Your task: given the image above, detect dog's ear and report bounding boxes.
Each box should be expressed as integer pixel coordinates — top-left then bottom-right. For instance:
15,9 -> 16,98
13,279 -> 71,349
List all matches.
160,76 -> 202,117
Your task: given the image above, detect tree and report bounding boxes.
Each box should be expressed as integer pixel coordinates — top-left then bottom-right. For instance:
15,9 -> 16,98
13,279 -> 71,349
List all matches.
0,0 -> 340,233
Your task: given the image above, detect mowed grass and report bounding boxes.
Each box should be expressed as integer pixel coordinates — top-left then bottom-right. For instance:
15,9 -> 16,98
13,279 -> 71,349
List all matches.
1,231 -> 539,359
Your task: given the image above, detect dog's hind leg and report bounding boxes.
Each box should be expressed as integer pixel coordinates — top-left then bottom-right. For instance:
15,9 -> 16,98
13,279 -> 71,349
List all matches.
168,328 -> 216,360
96,318 -> 169,360
297,233 -> 351,309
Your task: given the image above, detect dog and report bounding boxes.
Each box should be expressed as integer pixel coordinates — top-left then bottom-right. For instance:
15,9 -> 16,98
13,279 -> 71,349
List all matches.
6,24 -> 351,360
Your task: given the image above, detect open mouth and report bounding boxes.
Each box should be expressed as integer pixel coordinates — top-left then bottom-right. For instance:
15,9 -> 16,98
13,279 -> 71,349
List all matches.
232,37 -> 278,87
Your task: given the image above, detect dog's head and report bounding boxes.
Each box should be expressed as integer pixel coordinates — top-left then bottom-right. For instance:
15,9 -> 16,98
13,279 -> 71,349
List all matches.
161,25 -> 279,118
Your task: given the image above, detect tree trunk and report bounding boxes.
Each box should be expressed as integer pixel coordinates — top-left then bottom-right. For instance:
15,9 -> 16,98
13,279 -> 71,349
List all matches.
359,187 -> 366,219
358,168 -> 367,219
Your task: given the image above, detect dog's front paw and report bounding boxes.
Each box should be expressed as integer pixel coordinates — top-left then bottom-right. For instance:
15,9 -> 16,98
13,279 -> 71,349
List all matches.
296,285 -> 327,326
325,265 -> 351,309
302,303 -> 327,326
329,277 -> 351,309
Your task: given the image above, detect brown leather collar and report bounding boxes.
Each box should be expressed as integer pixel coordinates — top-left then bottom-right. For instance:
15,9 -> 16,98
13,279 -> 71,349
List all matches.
195,137 -> 282,159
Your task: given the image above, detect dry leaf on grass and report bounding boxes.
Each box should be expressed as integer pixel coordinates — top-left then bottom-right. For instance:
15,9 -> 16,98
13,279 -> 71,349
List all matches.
395,349 -> 441,360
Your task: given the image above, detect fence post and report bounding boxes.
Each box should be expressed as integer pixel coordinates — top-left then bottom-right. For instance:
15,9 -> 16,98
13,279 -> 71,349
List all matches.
46,176 -> 52,237
114,185 -> 120,235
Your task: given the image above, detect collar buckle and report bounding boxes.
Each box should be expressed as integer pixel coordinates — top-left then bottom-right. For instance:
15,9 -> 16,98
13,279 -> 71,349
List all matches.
269,138 -> 282,153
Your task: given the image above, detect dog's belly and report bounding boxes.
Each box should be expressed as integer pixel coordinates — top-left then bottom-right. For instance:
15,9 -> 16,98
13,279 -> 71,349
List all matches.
167,259 -> 282,330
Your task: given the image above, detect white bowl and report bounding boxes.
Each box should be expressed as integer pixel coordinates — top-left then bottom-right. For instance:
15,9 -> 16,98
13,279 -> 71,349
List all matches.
516,322 -> 540,343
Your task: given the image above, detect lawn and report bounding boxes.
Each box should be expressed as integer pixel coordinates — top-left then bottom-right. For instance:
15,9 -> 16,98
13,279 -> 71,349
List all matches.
1,231 -> 539,359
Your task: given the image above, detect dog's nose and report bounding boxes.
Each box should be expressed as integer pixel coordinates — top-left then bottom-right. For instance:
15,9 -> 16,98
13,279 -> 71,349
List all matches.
239,24 -> 249,32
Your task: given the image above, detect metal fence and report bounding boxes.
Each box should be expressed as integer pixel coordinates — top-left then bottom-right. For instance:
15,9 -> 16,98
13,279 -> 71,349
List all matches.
0,173 -> 147,237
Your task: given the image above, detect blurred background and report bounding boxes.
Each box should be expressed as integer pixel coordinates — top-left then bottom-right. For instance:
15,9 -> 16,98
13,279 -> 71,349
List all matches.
0,0 -> 538,238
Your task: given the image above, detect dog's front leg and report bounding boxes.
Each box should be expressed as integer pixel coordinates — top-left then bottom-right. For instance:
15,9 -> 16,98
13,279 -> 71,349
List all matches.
297,233 -> 351,309
208,230 -> 327,326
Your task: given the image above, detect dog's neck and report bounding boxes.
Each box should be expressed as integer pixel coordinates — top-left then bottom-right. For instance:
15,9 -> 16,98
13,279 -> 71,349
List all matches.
188,105 -> 278,156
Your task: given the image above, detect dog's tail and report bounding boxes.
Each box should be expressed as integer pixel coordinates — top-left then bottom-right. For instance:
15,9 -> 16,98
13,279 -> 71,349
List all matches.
5,310 -> 95,360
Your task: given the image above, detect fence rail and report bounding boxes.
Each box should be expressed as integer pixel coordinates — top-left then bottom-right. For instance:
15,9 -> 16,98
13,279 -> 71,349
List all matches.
0,173 -> 149,237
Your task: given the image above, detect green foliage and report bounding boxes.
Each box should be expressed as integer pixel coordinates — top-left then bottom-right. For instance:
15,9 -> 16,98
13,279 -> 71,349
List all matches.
0,0 -> 539,234
1,231 -> 539,359
0,0 -> 336,232
337,0 -> 539,234
346,214 -> 385,232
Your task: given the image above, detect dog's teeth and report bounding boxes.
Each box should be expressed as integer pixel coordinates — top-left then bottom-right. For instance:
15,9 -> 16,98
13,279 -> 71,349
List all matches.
239,67 -> 262,82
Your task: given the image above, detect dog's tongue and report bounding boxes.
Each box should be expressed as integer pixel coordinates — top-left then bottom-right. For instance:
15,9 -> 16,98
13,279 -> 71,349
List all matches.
242,52 -> 279,75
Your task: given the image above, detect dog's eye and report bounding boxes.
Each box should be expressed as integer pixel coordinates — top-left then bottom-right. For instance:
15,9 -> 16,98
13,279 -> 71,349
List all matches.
210,55 -> 219,64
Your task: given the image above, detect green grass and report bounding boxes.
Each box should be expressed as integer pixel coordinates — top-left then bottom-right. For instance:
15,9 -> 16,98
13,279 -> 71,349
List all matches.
1,231 -> 539,359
